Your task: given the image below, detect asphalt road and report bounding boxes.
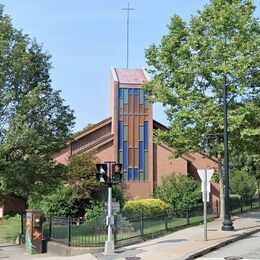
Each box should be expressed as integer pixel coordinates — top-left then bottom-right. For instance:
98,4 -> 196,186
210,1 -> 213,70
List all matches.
198,231 -> 260,259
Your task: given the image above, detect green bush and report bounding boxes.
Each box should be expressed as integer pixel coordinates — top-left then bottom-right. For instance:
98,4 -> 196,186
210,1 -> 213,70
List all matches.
122,198 -> 170,217
155,173 -> 201,211
230,170 -> 257,201
29,186 -> 87,218
230,194 -> 241,209
85,202 -> 105,222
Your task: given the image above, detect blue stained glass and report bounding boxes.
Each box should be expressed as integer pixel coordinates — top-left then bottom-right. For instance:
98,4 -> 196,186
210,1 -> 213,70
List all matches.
139,141 -> 144,170
119,88 -> 123,98
139,90 -> 144,104
134,168 -> 138,180
128,88 -> 133,94
123,89 -> 128,104
128,168 -> 133,181
144,121 -> 148,150
123,141 -> 128,170
118,121 -> 123,149
134,89 -> 139,95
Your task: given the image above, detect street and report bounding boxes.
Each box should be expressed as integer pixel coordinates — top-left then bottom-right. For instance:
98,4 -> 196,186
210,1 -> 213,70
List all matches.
198,231 -> 260,259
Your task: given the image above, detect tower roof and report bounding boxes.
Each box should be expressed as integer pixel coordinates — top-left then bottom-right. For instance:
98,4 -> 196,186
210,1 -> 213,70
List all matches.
113,68 -> 149,84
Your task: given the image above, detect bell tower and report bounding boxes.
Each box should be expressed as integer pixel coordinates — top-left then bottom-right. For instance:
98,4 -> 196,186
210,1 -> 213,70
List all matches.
110,68 -> 153,196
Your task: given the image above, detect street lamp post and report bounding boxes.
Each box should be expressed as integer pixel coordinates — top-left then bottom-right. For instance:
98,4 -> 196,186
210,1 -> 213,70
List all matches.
222,76 -> 234,231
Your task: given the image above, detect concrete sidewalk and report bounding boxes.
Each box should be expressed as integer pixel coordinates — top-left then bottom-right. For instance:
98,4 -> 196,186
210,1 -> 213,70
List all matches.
1,209 -> 260,260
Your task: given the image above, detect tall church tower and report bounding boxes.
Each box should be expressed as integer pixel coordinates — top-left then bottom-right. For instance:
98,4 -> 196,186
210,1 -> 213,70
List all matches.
110,68 -> 153,197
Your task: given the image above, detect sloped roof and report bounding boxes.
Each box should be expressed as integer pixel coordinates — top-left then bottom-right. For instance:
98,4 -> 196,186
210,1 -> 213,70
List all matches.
114,68 -> 148,84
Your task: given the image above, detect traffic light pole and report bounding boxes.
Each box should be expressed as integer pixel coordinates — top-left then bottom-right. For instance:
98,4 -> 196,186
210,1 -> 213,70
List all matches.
104,161 -> 115,255
96,161 -> 122,255
105,182 -> 114,255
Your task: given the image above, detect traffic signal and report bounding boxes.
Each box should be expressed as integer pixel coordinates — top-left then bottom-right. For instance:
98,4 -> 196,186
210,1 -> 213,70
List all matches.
96,163 -> 108,183
112,163 -> 123,183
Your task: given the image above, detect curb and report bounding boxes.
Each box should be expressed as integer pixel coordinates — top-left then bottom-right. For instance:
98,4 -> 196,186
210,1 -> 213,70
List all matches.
185,227 -> 260,260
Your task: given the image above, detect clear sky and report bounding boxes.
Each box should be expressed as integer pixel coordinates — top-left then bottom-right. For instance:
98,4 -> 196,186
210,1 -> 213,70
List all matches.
1,1 -> 259,132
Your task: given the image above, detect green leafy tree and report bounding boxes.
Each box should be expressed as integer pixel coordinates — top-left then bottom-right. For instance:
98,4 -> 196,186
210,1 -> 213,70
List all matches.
0,6 -> 75,200
145,0 -> 259,218
145,0 -> 259,157
155,173 -> 201,210
29,186 -> 82,218
68,151 -> 102,208
230,170 -> 257,203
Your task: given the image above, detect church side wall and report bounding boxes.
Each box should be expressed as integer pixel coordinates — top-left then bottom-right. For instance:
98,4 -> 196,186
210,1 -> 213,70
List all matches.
153,144 -> 188,187
52,147 -> 70,165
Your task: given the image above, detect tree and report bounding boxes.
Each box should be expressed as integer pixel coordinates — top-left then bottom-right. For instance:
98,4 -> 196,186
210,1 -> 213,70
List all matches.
0,6 -> 75,200
155,173 -> 201,210
67,151 -> 102,210
230,170 -> 257,203
145,0 -> 259,217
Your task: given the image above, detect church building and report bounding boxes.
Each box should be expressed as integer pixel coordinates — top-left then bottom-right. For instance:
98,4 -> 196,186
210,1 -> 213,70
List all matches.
53,68 -> 219,203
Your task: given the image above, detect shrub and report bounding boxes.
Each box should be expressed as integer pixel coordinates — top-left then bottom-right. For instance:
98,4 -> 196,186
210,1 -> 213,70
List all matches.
122,198 -> 170,217
85,202 -> 105,222
230,194 -> 241,209
230,170 -> 257,202
155,173 -> 201,211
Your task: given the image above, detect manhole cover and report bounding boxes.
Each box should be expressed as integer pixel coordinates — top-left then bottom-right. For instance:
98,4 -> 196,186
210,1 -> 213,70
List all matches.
125,257 -> 141,260
224,257 -> 243,260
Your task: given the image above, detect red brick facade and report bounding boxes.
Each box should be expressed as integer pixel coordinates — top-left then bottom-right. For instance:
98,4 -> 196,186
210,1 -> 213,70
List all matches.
53,68 -> 219,202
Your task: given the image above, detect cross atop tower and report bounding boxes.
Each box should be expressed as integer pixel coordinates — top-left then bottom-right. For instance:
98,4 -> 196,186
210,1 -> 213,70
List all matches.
122,2 -> 134,68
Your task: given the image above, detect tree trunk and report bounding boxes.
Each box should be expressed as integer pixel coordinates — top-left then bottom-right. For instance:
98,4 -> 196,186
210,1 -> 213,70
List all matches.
218,154 -> 225,220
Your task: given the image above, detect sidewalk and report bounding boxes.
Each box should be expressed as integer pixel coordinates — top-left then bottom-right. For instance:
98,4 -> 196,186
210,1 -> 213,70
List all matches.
1,209 -> 260,260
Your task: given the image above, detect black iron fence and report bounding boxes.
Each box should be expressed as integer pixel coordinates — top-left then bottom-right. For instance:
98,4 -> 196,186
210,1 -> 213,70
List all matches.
40,203 -> 218,247
20,196 -> 260,248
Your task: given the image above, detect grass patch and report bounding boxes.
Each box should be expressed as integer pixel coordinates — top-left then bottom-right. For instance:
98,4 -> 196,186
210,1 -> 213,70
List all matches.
0,215 -> 21,242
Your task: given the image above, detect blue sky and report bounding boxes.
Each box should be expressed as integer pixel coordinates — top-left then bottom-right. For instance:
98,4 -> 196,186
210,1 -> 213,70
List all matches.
1,1 -> 259,132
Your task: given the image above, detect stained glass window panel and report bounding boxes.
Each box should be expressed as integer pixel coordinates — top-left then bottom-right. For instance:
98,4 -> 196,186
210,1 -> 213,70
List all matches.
144,121 -> 148,150
134,168 -> 139,181
128,168 -> 133,181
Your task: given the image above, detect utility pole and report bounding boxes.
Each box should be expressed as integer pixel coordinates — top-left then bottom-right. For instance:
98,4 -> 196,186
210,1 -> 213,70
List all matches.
122,2 -> 134,68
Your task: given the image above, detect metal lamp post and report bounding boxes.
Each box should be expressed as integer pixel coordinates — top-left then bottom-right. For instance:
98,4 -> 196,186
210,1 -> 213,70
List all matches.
222,76 -> 234,231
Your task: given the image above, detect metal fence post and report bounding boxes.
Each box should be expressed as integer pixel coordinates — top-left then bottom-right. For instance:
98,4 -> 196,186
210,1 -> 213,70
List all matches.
114,215 -> 117,244
140,211 -> 144,241
49,215 -> 52,240
186,208 -> 190,225
68,217 -> 71,247
164,210 -> 168,231
21,212 -> 24,235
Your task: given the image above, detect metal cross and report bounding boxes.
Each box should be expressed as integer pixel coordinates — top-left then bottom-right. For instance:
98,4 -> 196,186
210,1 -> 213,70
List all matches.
122,2 -> 134,68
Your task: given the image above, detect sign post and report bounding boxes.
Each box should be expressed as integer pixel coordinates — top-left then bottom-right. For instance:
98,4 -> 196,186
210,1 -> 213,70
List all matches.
197,169 -> 214,241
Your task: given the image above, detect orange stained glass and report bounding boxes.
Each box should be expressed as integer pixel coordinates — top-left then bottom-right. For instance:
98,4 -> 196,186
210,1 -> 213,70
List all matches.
128,115 -> 133,147
128,148 -> 133,167
128,94 -> 133,114
123,104 -> 128,114
139,104 -> 144,114
134,95 -> 139,114
134,148 -> 138,168
134,116 -> 139,147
